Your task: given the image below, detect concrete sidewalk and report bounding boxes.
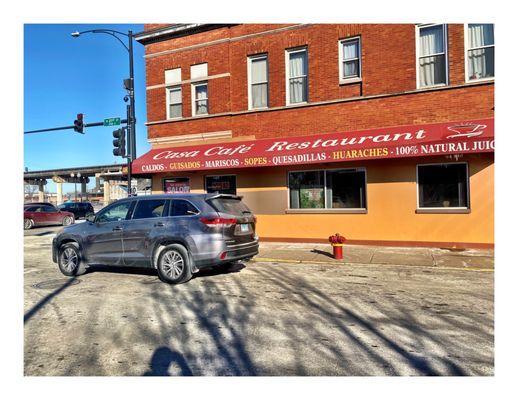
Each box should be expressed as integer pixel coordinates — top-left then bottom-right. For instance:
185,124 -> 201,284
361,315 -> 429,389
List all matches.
256,242 -> 494,270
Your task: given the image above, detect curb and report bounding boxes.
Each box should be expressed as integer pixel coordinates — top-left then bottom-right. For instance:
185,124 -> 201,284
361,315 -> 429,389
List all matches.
252,257 -> 494,272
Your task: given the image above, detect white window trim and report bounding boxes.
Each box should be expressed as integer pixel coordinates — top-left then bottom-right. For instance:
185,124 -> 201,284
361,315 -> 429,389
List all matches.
247,54 -> 269,110
464,23 -> 495,83
338,36 -> 362,84
285,47 -> 308,106
287,167 -> 367,211
415,162 -> 470,210
165,86 -> 182,120
415,24 -> 449,89
191,81 -> 209,116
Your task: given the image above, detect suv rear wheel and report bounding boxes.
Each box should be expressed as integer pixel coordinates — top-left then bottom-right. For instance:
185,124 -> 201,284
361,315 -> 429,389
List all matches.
24,218 -> 34,230
157,244 -> 192,284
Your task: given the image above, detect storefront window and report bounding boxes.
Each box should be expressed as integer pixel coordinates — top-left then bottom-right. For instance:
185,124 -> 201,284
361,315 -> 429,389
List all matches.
289,169 -> 366,210
205,175 -> 237,195
326,169 -> 366,208
417,163 -> 469,208
163,178 -> 190,194
289,170 -> 325,209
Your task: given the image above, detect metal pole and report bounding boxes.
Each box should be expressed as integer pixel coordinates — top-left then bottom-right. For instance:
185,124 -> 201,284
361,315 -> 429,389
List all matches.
128,30 -> 136,161
126,105 -> 132,197
127,30 -> 136,197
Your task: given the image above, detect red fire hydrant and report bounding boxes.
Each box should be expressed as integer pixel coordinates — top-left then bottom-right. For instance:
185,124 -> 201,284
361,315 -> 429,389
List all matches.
329,233 -> 346,260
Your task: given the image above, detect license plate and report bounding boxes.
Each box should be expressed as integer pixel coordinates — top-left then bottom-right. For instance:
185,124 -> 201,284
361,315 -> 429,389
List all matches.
240,223 -> 250,233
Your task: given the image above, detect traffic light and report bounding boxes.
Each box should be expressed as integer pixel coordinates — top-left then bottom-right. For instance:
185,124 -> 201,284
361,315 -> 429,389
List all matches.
113,128 -> 126,157
73,113 -> 84,134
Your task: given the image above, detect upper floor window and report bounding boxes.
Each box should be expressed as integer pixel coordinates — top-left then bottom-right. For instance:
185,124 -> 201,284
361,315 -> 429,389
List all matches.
339,37 -> 361,82
165,67 -> 182,120
466,24 -> 494,81
417,24 -> 448,88
166,86 -> 182,119
190,63 -> 209,116
192,82 -> 208,116
248,54 -> 269,109
286,47 -> 308,105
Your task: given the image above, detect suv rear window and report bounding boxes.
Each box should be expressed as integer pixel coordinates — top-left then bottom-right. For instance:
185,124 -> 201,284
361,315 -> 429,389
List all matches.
169,200 -> 199,216
208,197 -> 250,216
132,199 -> 166,219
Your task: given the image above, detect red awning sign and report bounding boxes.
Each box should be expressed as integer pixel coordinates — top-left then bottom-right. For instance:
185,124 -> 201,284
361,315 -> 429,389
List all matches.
133,118 -> 494,174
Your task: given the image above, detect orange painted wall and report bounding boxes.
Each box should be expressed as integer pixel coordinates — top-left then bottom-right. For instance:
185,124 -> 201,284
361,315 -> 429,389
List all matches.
151,154 -> 494,246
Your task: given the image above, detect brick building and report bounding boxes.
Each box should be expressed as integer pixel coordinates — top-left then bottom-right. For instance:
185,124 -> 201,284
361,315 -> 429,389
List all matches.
133,23 -> 494,248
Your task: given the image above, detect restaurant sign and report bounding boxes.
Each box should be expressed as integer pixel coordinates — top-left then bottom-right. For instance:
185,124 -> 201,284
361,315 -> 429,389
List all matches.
133,118 -> 494,174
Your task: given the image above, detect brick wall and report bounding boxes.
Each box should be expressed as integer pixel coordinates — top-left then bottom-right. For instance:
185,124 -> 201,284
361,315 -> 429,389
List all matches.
141,24 -> 494,141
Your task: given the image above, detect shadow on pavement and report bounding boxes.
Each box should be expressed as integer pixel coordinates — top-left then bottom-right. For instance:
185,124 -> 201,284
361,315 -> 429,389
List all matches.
143,346 -> 194,376
24,277 -> 77,324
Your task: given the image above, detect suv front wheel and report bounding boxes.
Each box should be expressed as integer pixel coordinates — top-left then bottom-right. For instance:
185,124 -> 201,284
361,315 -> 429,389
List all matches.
58,242 -> 87,276
157,244 -> 192,284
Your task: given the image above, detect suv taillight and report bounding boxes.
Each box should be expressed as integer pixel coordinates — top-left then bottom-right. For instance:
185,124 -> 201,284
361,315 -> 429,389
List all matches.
200,217 -> 237,228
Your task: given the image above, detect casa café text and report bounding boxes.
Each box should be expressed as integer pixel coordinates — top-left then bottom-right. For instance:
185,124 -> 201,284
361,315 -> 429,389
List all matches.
134,118 -> 494,173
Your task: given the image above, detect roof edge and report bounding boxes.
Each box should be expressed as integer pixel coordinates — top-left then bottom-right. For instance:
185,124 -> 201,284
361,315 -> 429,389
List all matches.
134,24 -> 237,44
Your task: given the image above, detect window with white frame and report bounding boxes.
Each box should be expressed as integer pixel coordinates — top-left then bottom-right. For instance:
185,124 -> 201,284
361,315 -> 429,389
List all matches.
286,48 -> 308,105
466,24 -> 494,81
288,168 -> 366,209
192,82 -> 208,116
166,86 -> 182,119
339,37 -> 361,81
417,163 -> 469,209
248,54 -> 268,109
417,24 -> 447,87
165,68 -> 182,119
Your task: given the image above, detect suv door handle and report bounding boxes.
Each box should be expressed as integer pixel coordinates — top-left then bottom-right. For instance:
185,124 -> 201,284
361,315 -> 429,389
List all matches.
154,222 -> 165,227
112,226 -> 123,231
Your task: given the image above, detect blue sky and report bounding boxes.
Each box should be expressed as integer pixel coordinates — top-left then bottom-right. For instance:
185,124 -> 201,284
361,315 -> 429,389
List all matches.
24,23 -> 150,193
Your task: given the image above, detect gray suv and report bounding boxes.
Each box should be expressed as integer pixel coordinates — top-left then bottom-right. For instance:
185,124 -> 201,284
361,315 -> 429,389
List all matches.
52,194 -> 259,284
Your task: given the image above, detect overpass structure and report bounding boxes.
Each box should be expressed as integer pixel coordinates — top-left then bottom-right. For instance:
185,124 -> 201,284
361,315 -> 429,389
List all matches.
24,163 -> 128,204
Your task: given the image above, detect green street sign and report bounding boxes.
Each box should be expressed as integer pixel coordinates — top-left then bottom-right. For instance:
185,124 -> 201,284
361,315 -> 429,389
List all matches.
103,117 -> 121,127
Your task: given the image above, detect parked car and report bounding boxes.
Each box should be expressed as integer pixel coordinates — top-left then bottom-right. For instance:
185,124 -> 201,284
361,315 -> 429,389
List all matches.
57,202 -> 94,220
52,194 -> 259,284
24,203 -> 75,230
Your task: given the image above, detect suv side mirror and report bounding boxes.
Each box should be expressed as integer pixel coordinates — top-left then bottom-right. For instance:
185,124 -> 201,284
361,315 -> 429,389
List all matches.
86,213 -> 96,223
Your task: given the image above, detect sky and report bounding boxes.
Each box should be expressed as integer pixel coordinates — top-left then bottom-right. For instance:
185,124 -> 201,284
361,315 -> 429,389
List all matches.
24,23 -> 150,193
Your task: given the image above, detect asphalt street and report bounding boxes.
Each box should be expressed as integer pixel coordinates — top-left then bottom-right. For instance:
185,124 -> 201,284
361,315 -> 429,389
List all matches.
24,225 -> 494,376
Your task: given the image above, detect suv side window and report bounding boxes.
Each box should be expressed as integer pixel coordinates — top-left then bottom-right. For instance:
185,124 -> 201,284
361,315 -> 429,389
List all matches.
170,200 -> 199,216
96,202 -> 133,223
132,199 -> 167,220
42,205 -> 58,212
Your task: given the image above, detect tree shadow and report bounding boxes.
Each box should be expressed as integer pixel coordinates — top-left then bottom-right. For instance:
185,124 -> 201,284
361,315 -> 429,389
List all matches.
24,277 -> 77,324
143,346 -> 193,376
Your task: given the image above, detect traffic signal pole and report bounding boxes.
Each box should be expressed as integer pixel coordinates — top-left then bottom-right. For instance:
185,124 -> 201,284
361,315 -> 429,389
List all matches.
127,30 -> 136,196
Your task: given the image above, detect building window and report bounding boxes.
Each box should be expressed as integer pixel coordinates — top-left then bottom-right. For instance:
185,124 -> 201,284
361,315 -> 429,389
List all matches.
192,82 -> 208,116
166,86 -> 182,119
417,163 -> 469,209
163,178 -> 191,194
339,37 -> 361,82
205,175 -> 237,195
417,24 -> 448,88
165,68 -> 182,119
288,168 -> 366,209
248,54 -> 268,109
286,47 -> 308,105
465,24 -> 494,81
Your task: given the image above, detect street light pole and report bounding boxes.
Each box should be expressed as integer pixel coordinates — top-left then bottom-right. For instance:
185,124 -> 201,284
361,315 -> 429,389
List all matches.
71,28 -> 137,197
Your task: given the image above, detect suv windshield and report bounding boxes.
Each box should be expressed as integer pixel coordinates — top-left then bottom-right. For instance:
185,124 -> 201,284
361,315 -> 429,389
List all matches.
208,197 -> 250,216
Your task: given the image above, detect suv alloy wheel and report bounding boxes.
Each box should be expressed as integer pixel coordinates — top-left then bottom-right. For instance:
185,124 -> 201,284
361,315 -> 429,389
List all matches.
157,244 -> 192,284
